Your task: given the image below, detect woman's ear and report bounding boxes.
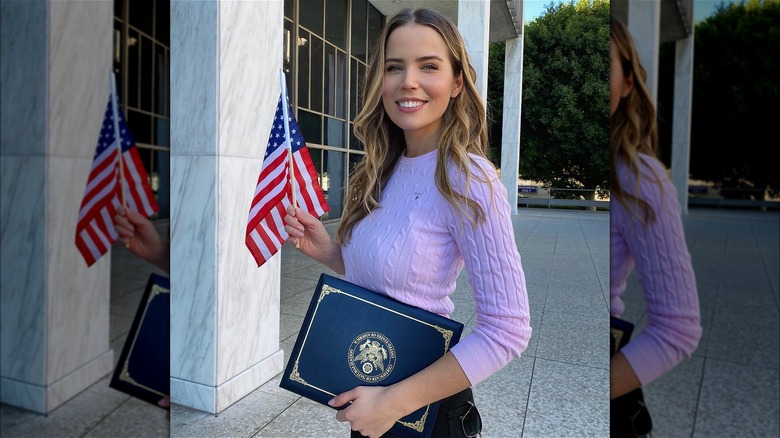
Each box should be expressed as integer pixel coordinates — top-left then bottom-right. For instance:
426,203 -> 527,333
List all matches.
451,72 -> 464,98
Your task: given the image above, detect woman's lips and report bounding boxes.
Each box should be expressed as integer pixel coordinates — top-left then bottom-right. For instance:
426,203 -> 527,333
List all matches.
396,99 -> 427,112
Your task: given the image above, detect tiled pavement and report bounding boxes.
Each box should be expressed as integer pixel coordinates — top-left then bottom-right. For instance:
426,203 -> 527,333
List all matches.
3,207 -> 778,437
622,208 -> 780,438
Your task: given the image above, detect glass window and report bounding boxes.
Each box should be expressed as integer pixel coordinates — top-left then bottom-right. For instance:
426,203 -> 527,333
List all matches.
324,117 -> 344,147
325,0 -> 347,50
367,5 -> 383,59
321,149 -> 345,219
154,43 -> 168,116
335,50 -> 346,118
298,110 -> 322,145
299,0 -> 323,36
128,110 -> 152,145
129,0 -> 153,36
155,117 -> 169,147
116,0 -> 170,219
324,44 -> 336,116
284,19 -> 294,95
350,0 -> 367,62
310,35 -> 324,113
140,36 -> 153,112
284,0 -> 293,20
155,0 -> 169,45
127,29 -> 139,108
297,30 -> 310,109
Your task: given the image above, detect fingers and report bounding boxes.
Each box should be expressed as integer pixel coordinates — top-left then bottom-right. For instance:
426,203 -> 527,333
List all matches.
285,206 -> 305,239
114,212 -> 134,248
293,206 -> 319,226
329,388 -> 357,410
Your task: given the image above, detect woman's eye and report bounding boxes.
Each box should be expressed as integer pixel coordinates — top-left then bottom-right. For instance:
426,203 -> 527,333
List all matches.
422,64 -> 438,70
386,65 -> 402,72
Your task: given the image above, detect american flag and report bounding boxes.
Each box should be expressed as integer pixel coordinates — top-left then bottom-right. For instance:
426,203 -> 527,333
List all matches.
246,81 -> 329,267
75,91 -> 159,266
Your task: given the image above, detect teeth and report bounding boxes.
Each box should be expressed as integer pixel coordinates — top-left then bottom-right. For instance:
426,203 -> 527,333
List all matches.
399,101 -> 424,108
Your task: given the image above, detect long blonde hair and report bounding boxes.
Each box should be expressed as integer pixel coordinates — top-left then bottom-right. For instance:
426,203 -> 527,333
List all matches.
610,16 -> 663,225
337,8 -> 490,244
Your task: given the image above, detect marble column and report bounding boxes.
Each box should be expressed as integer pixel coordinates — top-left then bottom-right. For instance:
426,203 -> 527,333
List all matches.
500,36 -> 523,215
671,31 -> 695,215
169,0 -> 285,414
458,0 -> 490,103
0,0 -> 114,413
627,0 -> 661,103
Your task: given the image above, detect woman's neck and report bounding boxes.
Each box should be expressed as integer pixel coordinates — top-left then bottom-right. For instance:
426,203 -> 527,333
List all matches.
403,129 -> 441,158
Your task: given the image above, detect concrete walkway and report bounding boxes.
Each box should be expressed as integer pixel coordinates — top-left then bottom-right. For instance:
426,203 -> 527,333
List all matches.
622,208 -> 779,438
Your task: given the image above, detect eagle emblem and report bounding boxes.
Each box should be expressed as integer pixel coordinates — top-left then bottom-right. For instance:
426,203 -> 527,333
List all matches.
353,339 -> 388,374
348,332 -> 396,382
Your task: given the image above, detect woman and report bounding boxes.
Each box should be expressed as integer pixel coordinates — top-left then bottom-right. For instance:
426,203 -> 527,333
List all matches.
285,8 -> 531,438
609,16 -> 702,436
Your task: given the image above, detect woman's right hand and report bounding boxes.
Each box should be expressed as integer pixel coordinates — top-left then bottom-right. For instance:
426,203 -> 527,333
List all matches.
284,206 -> 345,274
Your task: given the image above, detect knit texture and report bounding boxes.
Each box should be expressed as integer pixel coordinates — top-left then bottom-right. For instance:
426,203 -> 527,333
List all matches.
341,149 -> 532,385
611,153 -> 702,385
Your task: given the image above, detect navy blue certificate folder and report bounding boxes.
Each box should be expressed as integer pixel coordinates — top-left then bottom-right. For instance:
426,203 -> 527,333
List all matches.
109,273 -> 169,408
280,274 -> 464,438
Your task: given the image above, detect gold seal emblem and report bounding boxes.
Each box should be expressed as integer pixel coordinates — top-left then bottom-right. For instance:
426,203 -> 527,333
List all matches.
348,332 -> 396,383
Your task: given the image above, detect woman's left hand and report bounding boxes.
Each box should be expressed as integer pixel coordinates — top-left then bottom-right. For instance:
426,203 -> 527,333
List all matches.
330,386 -> 407,438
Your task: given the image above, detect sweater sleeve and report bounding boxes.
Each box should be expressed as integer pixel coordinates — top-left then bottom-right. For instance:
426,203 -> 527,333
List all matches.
617,156 -> 702,386
446,157 -> 532,385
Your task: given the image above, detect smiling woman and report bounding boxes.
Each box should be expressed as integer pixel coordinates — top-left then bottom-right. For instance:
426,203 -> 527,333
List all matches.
380,24 -> 463,154
283,8 -> 531,438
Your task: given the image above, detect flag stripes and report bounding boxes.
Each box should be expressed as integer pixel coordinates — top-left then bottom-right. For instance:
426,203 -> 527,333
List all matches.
245,73 -> 329,267
75,83 -> 159,266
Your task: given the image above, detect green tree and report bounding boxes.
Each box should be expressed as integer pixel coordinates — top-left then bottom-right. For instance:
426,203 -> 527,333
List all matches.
684,0 -> 780,198
487,42 -> 505,165
520,0 -> 610,197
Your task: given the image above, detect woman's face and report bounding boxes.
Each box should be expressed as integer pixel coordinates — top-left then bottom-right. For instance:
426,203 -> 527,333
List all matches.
610,39 -> 633,117
381,24 -> 463,143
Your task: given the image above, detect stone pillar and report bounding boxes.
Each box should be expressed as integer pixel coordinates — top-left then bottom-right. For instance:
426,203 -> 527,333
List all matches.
458,0 -> 490,103
500,36 -> 523,215
671,31 -> 695,215
169,0 -> 285,414
1,0 -> 114,413
627,0 -> 661,103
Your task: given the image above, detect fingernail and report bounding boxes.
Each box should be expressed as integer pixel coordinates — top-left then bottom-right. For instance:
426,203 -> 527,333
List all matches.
328,398 -> 335,406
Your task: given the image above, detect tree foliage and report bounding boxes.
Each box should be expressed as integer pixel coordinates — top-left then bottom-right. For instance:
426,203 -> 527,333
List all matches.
519,0 -> 610,196
487,41 -> 505,164
663,0 -> 780,198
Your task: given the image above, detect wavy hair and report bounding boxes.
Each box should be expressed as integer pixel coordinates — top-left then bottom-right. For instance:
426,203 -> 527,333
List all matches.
610,16 -> 664,225
337,8 -> 490,244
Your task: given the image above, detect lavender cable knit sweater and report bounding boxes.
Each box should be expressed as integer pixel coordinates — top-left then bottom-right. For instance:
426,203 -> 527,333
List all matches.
341,149 -> 532,385
611,153 -> 702,386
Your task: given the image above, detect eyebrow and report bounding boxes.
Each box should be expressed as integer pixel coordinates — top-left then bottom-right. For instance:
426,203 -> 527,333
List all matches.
384,55 -> 445,64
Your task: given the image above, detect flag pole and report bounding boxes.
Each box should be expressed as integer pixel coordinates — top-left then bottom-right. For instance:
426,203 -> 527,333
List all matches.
280,71 -> 297,209
110,71 -> 127,209
280,70 -> 300,248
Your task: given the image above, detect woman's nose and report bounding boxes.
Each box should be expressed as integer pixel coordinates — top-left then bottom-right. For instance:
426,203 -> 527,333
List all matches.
401,71 -> 419,90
